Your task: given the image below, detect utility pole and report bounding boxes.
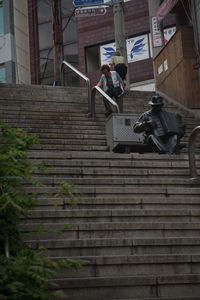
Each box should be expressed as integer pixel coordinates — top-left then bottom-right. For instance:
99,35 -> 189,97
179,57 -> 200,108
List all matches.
51,0 -> 63,85
194,0 -> 200,84
112,0 -> 129,88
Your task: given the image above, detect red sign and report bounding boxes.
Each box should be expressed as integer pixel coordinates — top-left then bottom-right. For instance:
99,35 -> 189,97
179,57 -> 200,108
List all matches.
156,0 -> 179,22
75,7 -> 107,17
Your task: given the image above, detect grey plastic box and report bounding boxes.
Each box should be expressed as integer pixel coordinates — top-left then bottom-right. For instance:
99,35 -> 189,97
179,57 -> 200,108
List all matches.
106,114 -> 145,152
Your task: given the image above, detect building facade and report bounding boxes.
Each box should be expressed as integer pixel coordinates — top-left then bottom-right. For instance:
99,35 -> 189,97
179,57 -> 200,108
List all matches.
76,0 -> 176,89
27,0 -> 176,89
0,0 -> 30,84
153,0 -> 200,109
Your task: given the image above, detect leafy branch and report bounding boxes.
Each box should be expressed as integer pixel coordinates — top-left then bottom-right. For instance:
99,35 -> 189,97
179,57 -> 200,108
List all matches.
0,123 -> 84,299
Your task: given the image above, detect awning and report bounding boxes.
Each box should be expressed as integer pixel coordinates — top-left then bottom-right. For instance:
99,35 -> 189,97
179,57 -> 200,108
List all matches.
156,0 -> 179,22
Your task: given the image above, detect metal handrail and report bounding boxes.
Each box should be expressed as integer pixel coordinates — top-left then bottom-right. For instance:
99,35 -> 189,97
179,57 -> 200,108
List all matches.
61,60 -> 91,113
188,125 -> 200,179
89,85 -> 120,117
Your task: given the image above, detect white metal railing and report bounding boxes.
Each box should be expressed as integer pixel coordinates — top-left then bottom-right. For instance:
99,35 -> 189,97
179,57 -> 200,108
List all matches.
61,60 -> 91,113
89,85 -> 120,117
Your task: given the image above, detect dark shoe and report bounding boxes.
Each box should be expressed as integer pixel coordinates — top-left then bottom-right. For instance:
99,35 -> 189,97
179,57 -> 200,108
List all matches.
105,109 -> 112,117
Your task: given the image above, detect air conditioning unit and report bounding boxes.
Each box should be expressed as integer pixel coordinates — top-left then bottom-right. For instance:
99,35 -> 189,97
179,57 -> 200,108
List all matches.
105,114 -> 145,153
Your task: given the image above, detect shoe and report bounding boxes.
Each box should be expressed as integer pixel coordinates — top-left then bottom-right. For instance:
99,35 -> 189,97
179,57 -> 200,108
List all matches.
105,109 -> 112,117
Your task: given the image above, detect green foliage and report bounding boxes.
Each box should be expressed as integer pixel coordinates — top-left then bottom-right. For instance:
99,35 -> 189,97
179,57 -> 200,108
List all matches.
0,248 -> 55,300
55,181 -> 81,208
0,123 -> 84,299
0,248 -> 86,300
0,122 -> 39,255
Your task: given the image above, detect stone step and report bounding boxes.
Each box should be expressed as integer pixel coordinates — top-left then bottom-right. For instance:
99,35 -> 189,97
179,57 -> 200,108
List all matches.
27,186 -> 200,197
51,274 -> 200,300
49,254 -> 200,279
113,297 -> 200,300
1,125 -> 194,135
30,155 -> 192,164
33,138 -> 107,145
34,196 -> 200,210
0,83 -> 87,94
27,150 -> 200,161
25,128 -> 106,135
0,110 -> 197,128
30,144 -> 109,151
23,209 -> 200,224
32,168 -> 191,177
31,133 -> 106,139
21,222 -> 200,240
29,177 -> 197,186
27,237 -> 200,257
0,115 -> 105,123
30,158 -> 197,169
1,123 -> 105,131
0,118 -> 105,126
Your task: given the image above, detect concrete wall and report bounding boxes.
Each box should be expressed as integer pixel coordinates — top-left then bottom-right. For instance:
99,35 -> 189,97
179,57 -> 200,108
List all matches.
0,0 -> 30,84
13,0 -> 30,84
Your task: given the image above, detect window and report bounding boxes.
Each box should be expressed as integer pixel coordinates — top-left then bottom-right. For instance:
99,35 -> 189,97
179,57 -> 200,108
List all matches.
0,2 -> 4,35
86,45 -> 100,72
0,65 -> 6,83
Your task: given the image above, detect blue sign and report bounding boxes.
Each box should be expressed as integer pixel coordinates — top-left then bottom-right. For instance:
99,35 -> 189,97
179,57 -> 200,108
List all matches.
73,0 -> 104,7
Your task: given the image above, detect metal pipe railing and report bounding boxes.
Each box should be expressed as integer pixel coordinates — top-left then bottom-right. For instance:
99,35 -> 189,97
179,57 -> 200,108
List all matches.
89,85 -> 120,117
61,60 -> 91,113
188,125 -> 200,179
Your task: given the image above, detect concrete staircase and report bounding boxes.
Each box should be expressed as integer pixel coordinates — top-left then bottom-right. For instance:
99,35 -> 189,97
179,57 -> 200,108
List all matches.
1,83 -> 200,300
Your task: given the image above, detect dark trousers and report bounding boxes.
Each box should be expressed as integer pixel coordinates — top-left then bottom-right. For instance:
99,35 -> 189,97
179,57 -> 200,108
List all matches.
146,134 -> 180,154
103,86 -> 123,113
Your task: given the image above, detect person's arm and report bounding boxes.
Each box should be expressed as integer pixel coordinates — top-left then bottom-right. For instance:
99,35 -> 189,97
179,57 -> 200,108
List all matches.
115,72 -> 125,92
133,114 -> 148,133
133,121 -> 147,133
133,118 -> 157,133
97,81 -> 103,88
97,75 -> 103,88
121,80 -> 125,92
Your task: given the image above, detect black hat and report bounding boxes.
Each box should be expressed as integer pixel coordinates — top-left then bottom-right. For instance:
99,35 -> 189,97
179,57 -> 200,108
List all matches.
114,50 -> 121,56
148,95 -> 164,107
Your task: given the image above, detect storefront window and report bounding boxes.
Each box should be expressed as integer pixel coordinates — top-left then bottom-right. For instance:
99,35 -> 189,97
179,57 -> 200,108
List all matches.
0,65 -> 6,83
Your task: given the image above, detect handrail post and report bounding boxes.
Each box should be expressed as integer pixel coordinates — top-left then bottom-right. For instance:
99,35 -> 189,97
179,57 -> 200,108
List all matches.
188,125 -> 200,179
60,61 -> 120,118
61,60 -> 91,114
87,80 -> 91,115
90,85 -> 120,118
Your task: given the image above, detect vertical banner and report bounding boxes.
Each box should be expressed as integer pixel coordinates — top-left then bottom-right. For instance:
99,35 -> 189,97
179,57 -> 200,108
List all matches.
152,16 -> 163,47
